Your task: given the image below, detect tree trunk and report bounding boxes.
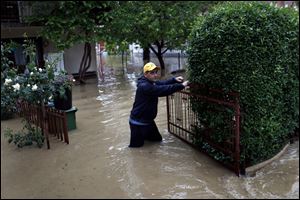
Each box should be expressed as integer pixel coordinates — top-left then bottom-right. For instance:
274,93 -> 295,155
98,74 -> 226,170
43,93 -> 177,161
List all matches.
157,53 -> 165,70
78,42 -> 92,84
121,51 -> 124,67
143,47 -> 150,65
149,42 -> 166,70
82,43 -> 91,80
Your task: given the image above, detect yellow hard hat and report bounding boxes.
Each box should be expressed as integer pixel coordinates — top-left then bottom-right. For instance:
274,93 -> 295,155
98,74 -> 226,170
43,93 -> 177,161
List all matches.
143,62 -> 160,73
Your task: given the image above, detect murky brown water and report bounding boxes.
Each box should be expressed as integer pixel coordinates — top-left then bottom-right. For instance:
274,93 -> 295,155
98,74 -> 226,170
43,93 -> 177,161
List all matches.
1,60 -> 299,199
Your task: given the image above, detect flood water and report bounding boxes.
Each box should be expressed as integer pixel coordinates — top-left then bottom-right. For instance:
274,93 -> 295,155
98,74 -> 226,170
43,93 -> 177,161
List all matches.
1,54 -> 299,199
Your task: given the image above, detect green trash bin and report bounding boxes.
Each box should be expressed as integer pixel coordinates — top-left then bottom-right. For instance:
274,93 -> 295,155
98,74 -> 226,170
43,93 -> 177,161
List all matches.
65,106 -> 78,131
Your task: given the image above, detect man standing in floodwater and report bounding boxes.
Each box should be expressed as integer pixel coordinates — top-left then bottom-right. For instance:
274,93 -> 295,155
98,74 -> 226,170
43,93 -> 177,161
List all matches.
129,62 -> 189,147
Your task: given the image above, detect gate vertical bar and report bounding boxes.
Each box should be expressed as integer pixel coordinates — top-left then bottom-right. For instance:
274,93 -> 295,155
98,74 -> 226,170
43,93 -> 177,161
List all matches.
234,102 -> 241,176
166,96 -> 170,132
41,102 -> 50,149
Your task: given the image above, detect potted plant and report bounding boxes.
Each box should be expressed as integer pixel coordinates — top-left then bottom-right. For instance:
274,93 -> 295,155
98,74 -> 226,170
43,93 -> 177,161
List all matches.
52,70 -> 75,110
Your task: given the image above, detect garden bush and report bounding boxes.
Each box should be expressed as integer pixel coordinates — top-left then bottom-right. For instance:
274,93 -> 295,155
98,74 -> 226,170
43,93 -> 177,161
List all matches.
4,121 -> 45,148
187,1 -> 299,165
1,42 -> 18,120
1,37 -> 74,148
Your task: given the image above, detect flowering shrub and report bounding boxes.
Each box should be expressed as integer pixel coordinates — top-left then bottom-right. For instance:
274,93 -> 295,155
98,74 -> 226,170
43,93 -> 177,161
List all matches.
16,64 -> 55,104
1,42 -> 19,119
1,78 -> 18,119
1,37 -> 75,148
1,38 -> 75,107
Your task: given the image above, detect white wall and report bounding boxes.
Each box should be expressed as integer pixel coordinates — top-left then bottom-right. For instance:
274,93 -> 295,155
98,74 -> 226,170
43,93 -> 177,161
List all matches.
44,42 -> 97,75
63,43 -> 97,74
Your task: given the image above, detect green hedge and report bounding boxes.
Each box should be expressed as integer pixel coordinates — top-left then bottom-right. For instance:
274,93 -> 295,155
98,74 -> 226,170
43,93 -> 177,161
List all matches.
187,1 -> 299,165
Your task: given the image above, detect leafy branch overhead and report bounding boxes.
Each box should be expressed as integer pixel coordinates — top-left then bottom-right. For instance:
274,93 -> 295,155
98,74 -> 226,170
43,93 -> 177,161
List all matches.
103,1 -> 219,69
26,1 -> 116,83
26,1 -> 219,71
26,1 -> 115,50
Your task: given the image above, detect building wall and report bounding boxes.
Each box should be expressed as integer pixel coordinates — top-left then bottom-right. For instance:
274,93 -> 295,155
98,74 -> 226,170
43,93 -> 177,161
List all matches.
63,43 -> 97,75
43,42 -> 97,75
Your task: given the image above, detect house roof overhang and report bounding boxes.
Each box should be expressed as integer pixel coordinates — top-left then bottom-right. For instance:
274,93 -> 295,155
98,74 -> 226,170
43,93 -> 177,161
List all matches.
1,26 -> 42,39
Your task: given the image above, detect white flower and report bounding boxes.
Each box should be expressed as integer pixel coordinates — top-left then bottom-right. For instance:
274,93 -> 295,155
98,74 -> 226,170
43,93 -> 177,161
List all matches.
12,83 -> 20,91
32,84 -> 38,91
30,72 -> 34,75
27,84 -> 31,87
38,68 -> 43,72
4,78 -> 12,85
48,95 -> 53,100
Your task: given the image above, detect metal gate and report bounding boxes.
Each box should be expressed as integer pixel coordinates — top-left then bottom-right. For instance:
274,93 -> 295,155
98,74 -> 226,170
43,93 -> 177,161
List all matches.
166,84 -> 242,176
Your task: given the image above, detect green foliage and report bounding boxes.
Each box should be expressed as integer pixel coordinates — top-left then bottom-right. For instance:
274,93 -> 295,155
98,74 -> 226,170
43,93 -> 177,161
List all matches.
1,42 -> 18,119
1,37 -> 72,149
104,1 -> 218,65
187,1 -> 299,165
2,38 -> 56,105
25,1 -> 116,80
4,121 -> 45,148
25,1 -> 218,68
26,1 -> 116,50
2,36 -> 74,114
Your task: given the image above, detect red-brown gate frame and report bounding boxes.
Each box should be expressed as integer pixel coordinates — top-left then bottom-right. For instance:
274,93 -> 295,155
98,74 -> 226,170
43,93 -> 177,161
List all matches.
167,84 -> 241,176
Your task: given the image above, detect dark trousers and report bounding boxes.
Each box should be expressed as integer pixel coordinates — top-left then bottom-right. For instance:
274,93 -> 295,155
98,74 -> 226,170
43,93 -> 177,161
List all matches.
129,122 -> 162,147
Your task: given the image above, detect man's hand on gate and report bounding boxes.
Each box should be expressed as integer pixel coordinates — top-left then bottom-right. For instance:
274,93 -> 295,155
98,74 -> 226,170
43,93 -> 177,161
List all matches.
182,80 -> 189,87
175,76 -> 184,82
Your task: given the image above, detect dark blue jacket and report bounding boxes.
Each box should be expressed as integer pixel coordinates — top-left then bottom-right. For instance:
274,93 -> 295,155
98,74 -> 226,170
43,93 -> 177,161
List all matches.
130,76 -> 185,123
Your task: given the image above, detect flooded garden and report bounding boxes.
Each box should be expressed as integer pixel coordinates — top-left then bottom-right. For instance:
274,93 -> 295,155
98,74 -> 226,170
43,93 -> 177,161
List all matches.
1,53 -> 298,199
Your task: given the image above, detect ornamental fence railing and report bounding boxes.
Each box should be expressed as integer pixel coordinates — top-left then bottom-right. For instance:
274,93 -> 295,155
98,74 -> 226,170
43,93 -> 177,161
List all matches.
17,101 -> 69,149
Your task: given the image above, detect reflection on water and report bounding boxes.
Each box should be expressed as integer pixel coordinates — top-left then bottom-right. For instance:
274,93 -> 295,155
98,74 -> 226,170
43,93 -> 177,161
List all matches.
1,53 -> 298,198
221,141 -> 299,199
